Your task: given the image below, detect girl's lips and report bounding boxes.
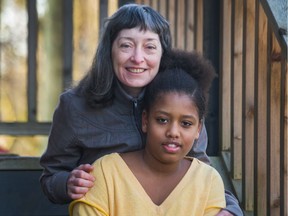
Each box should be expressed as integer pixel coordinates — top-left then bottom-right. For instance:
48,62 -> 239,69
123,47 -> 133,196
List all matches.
162,142 -> 181,153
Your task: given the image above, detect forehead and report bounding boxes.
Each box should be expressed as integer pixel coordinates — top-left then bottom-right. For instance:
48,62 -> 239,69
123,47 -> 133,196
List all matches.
116,27 -> 160,41
151,92 -> 199,116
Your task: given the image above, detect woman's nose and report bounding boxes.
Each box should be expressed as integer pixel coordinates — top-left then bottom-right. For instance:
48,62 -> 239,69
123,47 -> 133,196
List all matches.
130,48 -> 144,63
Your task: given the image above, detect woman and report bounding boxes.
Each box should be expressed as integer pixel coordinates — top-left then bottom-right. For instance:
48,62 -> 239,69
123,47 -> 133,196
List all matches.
40,4 -> 241,216
70,49 -> 225,215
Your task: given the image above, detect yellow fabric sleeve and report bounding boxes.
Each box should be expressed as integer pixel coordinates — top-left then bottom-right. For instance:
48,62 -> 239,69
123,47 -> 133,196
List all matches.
203,169 -> 226,216
69,157 -> 110,216
69,199 -> 108,216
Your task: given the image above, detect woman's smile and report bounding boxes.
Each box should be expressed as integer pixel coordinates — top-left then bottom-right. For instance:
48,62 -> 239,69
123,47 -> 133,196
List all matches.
126,67 -> 146,73
112,27 -> 163,96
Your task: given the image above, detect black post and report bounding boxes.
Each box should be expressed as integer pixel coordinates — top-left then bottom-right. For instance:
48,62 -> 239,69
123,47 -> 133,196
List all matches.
62,0 -> 73,89
203,0 -> 220,156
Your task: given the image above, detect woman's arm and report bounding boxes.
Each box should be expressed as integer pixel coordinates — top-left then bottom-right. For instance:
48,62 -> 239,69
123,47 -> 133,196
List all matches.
190,124 -> 243,216
40,91 -> 88,204
220,191 -> 243,216
189,123 -> 210,164
67,164 -> 95,200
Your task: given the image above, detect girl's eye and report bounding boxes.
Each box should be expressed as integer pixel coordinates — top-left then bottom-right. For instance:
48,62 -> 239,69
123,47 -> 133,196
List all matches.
182,121 -> 193,127
156,117 -> 168,124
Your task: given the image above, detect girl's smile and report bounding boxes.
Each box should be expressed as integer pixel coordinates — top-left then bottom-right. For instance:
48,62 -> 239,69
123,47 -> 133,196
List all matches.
162,142 -> 182,154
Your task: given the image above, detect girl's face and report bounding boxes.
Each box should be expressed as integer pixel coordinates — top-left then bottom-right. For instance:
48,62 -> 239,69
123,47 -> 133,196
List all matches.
142,92 -> 201,164
111,27 -> 163,97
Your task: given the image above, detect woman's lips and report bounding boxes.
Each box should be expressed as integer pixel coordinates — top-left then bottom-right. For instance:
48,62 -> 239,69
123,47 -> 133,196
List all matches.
126,67 -> 146,73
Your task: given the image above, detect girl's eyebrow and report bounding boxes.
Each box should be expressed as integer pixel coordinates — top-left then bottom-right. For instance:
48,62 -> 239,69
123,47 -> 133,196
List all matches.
182,114 -> 197,119
155,110 -> 198,120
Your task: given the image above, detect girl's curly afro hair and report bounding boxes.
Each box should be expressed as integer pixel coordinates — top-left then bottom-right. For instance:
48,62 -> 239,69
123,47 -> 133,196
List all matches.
146,49 -> 217,119
159,49 -> 217,98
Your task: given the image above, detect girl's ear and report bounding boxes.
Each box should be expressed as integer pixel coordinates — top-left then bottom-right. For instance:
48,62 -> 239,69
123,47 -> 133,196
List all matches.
142,110 -> 148,133
196,120 -> 203,139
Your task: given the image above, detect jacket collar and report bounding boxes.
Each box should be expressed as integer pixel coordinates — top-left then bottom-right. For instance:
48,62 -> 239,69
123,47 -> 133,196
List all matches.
114,80 -> 145,105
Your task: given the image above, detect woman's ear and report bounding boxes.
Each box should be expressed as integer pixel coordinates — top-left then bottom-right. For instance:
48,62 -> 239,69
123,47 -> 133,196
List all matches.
142,110 -> 148,133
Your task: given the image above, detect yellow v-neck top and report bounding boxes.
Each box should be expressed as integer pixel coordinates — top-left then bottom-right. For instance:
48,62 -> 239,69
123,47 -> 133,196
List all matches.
69,153 -> 225,216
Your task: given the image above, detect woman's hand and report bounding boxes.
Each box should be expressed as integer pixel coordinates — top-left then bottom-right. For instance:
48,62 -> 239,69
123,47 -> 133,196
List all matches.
216,209 -> 234,216
67,164 -> 95,200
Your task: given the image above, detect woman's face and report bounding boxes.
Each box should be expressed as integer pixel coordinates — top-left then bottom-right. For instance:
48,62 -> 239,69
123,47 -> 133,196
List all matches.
111,27 -> 163,97
142,92 -> 201,165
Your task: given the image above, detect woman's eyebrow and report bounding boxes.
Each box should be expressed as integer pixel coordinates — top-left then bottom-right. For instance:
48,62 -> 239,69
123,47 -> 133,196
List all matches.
117,36 -> 159,41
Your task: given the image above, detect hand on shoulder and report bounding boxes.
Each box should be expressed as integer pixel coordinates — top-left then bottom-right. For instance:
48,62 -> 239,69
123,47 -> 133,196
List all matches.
67,164 -> 95,200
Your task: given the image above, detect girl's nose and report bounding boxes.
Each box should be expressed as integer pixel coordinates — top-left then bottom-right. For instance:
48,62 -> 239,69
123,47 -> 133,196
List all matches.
130,48 -> 144,64
166,123 -> 180,138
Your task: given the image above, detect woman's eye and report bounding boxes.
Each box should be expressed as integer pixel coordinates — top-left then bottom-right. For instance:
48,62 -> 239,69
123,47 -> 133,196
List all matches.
146,45 -> 156,50
145,44 -> 158,52
120,43 -> 131,48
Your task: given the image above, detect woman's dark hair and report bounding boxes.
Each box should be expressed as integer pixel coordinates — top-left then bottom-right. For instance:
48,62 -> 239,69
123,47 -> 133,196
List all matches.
76,4 -> 172,108
144,49 -> 217,120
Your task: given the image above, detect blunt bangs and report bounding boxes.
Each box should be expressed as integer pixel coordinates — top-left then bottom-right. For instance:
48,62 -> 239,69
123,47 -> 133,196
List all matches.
104,4 -> 171,52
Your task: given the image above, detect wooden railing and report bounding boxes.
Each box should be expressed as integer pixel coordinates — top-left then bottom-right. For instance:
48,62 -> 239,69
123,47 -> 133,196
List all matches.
140,0 -> 288,215
136,0 -> 205,52
1,0 -> 287,215
219,0 -> 287,215
0,0 -> 125,156
135,0 -> 222,156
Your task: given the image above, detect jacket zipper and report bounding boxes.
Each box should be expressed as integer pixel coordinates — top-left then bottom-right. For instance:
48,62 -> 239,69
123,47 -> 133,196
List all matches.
132,99 -> 145,148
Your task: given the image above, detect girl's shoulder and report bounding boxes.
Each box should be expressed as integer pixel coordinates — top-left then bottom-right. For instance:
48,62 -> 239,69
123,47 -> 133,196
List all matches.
185,156 -> 221,176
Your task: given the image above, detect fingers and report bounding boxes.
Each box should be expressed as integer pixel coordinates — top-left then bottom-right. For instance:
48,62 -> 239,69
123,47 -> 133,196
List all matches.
68,174 -> 95,188
67,164 -> 95,200
73,164 -> 95,181
77,164 -> 94,174
68,187 -> 89,200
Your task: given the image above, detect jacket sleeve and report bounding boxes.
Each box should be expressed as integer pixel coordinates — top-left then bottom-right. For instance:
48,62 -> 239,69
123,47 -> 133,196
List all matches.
39,92 -> 81,204
224,190 -> 243,216
188,123 -> 211,164
189,124 -> 243,216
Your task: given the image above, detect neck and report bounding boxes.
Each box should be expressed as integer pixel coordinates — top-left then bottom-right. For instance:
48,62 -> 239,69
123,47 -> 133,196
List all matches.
118,82 -> 143,98
123,86 -> 142,98
141,150 -> 186,175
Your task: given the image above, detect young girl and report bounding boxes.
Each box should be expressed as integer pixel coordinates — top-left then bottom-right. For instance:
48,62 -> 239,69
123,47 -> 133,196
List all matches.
69,50 -> 226,216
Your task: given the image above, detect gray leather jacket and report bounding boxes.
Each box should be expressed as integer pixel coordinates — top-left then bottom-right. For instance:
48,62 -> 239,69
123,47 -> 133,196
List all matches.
40,82 -> 242,215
